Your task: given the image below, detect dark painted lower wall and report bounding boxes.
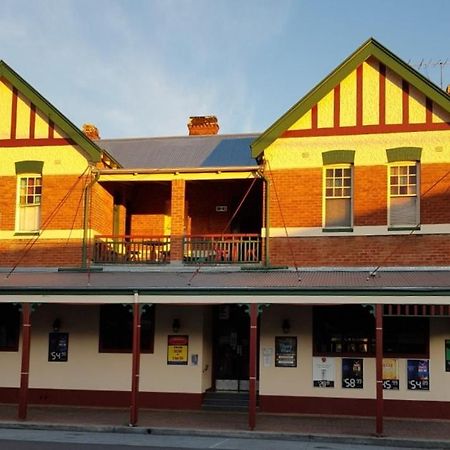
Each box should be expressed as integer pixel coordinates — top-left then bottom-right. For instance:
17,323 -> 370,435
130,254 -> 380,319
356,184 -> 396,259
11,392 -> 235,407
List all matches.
1,388 -> 449,419
0,388 -> 203,410
259,395 -> 450,419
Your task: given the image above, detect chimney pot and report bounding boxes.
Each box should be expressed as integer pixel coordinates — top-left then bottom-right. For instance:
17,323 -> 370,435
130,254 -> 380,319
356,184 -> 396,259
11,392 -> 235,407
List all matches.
82,123 -> 100,140
187,116 -> 219,136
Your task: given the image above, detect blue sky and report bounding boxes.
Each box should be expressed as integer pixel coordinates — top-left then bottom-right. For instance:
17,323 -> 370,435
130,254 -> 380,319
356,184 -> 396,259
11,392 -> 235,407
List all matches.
1,0 -> 449,139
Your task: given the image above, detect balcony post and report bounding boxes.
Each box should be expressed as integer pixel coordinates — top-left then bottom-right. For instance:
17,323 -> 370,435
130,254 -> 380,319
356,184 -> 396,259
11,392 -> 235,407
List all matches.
18,303 -> 31,420
170,179 -> 186,264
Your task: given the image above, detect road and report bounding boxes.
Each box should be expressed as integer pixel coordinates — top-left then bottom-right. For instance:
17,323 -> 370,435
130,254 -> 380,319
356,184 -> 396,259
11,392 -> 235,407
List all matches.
0,428 -> 424,450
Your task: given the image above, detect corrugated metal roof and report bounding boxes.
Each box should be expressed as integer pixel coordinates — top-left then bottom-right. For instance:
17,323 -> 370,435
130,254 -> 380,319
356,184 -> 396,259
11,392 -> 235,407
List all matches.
99,134 -> 259,169
2,269 -> 450,292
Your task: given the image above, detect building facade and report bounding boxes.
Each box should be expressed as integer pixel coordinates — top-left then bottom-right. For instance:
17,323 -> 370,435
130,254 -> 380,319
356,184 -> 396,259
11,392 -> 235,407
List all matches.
0,38 -> 450,431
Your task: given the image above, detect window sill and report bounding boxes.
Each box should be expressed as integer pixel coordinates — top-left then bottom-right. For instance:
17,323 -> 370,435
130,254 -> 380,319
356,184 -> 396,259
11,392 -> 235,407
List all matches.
322,227 -> 353,233
14,231 -> 40,236
388,226 -> 421,232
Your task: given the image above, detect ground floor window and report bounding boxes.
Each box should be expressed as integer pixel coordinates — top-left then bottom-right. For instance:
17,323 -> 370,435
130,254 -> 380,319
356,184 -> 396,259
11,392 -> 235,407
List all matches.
313,305 -> 429,358
99,305 -> 154,353
0,304 -> 20,351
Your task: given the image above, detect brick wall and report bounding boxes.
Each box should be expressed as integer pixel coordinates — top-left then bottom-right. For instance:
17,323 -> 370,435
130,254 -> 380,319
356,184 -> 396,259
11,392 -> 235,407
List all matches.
90,182 -> 114,235
269,234 -> 450,267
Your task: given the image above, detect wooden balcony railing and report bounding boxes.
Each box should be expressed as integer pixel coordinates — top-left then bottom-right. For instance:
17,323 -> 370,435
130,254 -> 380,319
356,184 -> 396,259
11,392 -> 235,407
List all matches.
183,234 -> 261,264
93,235 -> 170,264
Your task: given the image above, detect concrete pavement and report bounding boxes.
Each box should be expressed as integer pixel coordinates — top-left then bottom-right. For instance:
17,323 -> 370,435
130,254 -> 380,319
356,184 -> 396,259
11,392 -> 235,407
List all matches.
0,404 -> 449,449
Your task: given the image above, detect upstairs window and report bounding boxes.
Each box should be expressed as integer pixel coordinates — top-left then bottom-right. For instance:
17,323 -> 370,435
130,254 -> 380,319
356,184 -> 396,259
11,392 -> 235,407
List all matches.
17,175 -> 42,233
324,166 -> 352,229
389,163 -> 419,228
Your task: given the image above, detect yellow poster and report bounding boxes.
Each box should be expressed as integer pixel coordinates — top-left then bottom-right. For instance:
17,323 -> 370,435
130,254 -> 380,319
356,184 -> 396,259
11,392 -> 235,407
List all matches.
382,358 -> 399,390
167,335 -> 188,365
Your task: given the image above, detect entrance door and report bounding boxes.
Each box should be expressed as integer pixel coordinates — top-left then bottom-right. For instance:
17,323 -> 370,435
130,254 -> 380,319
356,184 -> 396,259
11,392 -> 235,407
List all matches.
213,305 -> 250,391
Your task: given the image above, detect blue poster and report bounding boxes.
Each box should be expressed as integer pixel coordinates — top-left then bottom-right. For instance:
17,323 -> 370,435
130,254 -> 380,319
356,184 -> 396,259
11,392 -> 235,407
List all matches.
407,359 -> 429,390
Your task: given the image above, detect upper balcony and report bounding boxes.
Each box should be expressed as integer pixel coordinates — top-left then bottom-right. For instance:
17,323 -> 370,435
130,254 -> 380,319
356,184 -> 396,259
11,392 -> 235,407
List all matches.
93,233 -> 262,265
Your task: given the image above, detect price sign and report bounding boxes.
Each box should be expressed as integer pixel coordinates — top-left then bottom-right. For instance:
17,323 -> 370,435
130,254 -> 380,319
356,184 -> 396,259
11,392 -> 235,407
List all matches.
383,358 -> 399,390
48,332 -> 68,362
342,358 -> 363,389
313,357 -> 335,388
407,360 -> 429,391
275,336 -> 297,368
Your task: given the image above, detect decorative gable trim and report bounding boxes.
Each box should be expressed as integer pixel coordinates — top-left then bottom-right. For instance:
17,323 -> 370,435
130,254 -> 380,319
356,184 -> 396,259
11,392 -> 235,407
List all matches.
251,38 -> 450,158
386,147 -> 422,162
0,60 -> 103,163
322,150 -> 355,165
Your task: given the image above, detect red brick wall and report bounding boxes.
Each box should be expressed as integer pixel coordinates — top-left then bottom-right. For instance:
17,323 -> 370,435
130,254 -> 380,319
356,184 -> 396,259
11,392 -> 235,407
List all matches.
90,182 -> 114,235
270,234 -> 450,267
268,168 -> 322,228
0,239 -> 83,267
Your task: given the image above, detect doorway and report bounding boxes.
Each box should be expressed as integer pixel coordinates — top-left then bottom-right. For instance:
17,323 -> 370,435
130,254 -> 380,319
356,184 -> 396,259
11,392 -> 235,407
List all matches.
213,305 -> 253,391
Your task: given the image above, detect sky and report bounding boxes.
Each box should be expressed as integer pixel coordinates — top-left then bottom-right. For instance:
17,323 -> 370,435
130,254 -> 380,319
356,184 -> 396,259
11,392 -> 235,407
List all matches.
1,0 -> 449,139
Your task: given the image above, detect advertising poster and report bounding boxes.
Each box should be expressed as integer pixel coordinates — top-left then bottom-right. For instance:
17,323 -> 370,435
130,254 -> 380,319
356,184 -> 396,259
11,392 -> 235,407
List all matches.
382,358 -> 399,390
48,332 -> 69,362
275,336 -> 297,367
407,359 -> 429,390
446,340 -> 450,372
313,356 -> 335,388
167,335 -> 188,365
342,358 -> 363,389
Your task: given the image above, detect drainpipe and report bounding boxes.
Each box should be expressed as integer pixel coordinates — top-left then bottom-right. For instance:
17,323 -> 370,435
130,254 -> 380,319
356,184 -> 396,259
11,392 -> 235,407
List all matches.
258,160 -> 270,267
82,166 -> 100,269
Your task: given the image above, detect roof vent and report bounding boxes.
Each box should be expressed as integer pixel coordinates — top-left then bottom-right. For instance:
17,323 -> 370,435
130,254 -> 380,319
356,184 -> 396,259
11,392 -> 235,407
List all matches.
187,116 -> 219,136
82,123 -> 100,140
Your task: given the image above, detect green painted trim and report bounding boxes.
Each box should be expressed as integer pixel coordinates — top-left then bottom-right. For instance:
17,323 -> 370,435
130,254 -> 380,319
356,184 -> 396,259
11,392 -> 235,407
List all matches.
386,147 -> 422,162
322,150 -> 355,165
15,160 -> 44,174
251,38 -> 450,158
0,60 -> 103,163
322,227 -> 354,232
388,226 -> 421,231
0,286 -> 449,297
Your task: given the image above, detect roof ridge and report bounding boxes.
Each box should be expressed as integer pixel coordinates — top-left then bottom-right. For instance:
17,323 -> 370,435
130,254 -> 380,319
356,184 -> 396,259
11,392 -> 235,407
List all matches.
99,133 -> 260,142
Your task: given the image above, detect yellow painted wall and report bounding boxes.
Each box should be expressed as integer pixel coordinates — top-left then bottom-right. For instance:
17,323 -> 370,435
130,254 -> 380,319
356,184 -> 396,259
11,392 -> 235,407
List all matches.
0,146 -> 90,176
317,89 -> 334,128
259,305 -> 450,401
0,79 -> 13,139
0,304 -> 209,393
362,59 -> 379,125
265,130 -> 450,170
340,70 -> 357,127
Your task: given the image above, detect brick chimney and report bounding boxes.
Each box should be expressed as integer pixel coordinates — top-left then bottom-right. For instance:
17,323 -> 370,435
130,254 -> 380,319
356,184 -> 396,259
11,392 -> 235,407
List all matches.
187,116 -> 219,136
82,123 -> 100,140
447,84 -> 450,95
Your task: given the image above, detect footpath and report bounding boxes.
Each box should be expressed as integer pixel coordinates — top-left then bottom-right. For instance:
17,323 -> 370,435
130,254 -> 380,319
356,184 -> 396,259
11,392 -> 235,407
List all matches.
0,404 -> 449,449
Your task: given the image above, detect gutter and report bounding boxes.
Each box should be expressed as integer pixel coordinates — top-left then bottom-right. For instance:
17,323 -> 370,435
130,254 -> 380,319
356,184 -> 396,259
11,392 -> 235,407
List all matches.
98,166 -> 261,175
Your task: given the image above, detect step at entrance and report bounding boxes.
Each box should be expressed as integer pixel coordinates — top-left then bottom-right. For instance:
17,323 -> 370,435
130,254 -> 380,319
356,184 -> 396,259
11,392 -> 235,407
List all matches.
202,392 -> 250,411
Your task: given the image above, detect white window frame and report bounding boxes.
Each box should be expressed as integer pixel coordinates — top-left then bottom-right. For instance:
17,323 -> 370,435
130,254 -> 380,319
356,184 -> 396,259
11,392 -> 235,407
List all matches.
15,174 -> 42,233
388,162 -> 420,229
322,164 -> 353,230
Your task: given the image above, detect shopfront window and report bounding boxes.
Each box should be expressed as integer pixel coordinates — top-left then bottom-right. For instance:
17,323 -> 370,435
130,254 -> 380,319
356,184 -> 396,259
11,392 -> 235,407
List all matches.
99,304 -> 154,353
313,306 -> 429,358
0,304 -> 20,351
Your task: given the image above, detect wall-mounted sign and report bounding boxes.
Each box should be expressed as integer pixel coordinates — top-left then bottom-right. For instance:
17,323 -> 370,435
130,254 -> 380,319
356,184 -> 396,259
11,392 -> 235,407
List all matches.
167,335 -> 188,365
407,359 -> 429,390
313,356 -> 335,387
48,332 -> 68,362
446,340 -> 450,372
342,358 -> 363,389
275,336 -> 297,367
383,358 -> 399,390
